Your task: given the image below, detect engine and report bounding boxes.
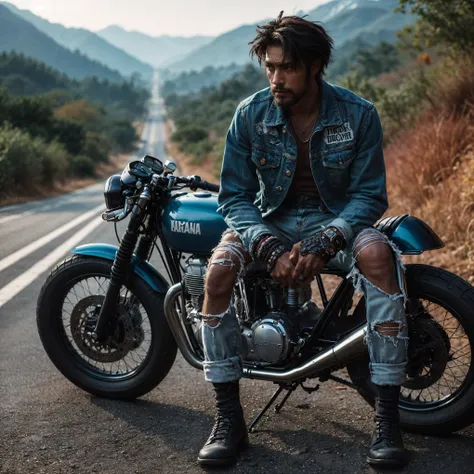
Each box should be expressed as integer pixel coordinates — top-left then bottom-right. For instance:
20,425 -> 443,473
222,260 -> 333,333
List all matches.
183,256 -> 319,365
241,313 -> 298,364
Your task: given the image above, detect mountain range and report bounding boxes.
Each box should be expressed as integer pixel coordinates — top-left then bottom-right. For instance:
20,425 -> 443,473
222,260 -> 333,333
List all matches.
0,0 -> 415,83
2,2 -> 153,79
0,4 -> 123,82
97,25 -> 213,68
164,0 -> 414,73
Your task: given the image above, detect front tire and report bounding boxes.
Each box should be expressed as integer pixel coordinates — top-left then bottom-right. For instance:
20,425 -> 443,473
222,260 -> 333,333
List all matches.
347,264 -> 474,435
36,255 -> 177,400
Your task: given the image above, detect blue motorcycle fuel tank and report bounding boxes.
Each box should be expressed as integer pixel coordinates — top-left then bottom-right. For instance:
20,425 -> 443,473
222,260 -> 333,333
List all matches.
162,192 -> 228,254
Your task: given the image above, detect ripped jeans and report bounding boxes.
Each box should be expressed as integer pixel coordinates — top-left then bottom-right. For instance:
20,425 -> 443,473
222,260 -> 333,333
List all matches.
202,195 -> 408,387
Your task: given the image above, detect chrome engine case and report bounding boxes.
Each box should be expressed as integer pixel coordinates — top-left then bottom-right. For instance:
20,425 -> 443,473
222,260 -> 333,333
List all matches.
242,313 -> 298,364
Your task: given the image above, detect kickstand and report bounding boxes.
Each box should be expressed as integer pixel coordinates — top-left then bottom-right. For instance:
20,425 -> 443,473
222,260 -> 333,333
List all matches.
275,384 -> 297,412
248,384 -> 297,433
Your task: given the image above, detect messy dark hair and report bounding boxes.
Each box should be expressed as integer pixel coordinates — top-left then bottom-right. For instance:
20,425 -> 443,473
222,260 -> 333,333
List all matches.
249,11 -> 333,80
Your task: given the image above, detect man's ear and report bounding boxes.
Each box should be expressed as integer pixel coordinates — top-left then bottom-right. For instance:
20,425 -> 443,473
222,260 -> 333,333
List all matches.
311,59 -> 322,79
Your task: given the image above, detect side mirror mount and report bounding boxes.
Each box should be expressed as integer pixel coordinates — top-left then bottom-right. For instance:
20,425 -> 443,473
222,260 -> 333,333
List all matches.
164,159 -> 177,176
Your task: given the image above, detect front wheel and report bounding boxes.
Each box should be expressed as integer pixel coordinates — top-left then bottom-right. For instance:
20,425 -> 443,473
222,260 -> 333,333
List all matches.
36,255 -> 177,400
347,264 -> 474,435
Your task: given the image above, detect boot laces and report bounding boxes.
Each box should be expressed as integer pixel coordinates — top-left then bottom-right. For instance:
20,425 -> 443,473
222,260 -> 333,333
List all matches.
208,414 -> 233,443
375,417 -> 398,444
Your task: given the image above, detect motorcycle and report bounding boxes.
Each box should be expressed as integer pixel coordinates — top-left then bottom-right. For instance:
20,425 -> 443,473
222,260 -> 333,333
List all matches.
37,154 -> 474,434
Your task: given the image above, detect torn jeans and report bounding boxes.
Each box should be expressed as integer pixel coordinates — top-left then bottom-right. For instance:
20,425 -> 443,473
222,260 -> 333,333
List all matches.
202,195 -> 408,386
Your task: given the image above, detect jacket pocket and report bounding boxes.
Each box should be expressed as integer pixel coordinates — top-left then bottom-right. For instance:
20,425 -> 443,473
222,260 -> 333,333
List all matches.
321,149 -> 355,170
251,147 -> 281,170
250,147 -> 281,196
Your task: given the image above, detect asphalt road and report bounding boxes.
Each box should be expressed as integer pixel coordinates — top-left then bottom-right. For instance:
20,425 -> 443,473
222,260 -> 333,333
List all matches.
1,74 -> 474,474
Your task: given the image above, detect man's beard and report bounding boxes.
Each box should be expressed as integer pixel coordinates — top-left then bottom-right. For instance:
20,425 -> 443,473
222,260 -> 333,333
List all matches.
272,72 -> 313,110
271,85 -> 307,110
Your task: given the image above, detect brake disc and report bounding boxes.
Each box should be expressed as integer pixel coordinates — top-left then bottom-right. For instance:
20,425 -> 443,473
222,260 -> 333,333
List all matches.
404,316 -> 451,390
70,295 -> 143,363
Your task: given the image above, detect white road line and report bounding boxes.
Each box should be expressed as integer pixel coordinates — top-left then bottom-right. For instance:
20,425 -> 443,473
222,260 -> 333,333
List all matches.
0,204 -> 104,273
0,215 -> 104,309
0,202 -> 61,225
0,211 -> 33,225
0,195 -> 93,225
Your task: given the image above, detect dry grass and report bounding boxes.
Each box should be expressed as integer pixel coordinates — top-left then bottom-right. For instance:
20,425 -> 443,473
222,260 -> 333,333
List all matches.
385,111 -> 474,280
386,113 -> 474,209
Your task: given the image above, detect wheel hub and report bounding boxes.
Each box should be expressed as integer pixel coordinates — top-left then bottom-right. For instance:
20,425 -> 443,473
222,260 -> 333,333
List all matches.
404,316 -> 450,390
70,295 -> 144,363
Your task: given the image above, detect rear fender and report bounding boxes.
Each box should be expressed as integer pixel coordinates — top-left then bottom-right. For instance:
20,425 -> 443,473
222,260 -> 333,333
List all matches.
376,215 -> 444,255
71,243 -> 169,294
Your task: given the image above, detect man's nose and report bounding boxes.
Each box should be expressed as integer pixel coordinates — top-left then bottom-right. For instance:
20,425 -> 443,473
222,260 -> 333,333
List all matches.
272,69 -> 284,86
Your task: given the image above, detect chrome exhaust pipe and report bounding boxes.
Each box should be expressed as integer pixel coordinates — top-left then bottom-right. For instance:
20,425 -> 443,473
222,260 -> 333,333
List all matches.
164,283 -> 367,382
163,282 -> 204,371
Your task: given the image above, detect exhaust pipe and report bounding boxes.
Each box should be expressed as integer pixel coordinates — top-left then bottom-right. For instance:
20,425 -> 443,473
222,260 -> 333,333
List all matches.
164,283 -> 367,383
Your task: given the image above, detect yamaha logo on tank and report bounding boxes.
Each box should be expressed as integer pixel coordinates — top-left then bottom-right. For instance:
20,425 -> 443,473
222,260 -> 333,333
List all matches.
170,220 -> 202,235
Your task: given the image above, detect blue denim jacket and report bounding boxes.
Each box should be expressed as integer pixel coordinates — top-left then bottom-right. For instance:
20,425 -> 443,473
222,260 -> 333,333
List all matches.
217,79 -> 388,250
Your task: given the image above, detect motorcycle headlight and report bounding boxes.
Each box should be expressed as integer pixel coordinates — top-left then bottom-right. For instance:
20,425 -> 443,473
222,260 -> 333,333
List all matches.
104,174 -> 125,209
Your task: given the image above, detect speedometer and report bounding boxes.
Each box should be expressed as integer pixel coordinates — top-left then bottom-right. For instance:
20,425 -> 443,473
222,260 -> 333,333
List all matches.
143,155 -> 164,174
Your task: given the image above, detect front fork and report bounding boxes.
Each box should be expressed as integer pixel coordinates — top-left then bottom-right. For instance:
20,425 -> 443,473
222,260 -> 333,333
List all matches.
92,188 -> 151,342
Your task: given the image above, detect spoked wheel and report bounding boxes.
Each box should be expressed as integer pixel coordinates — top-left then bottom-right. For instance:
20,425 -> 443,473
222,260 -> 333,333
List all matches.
401,297 -> 471,412
347,264 -> 474,434
37,255 -> 177,399
66,284 -> 149,373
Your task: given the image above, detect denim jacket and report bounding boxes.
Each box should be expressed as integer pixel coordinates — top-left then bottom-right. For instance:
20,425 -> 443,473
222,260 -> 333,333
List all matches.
217,79 -> 388,250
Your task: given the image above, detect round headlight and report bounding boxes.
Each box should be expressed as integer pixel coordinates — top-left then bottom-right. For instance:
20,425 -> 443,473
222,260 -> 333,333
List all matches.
104,174 -> 125,209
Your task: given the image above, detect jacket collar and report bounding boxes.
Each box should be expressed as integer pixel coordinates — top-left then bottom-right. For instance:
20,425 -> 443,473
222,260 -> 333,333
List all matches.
263,80 -> 343,129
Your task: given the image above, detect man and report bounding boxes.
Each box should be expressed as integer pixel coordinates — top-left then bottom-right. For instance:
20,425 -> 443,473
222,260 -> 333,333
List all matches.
197,12 -> 409,469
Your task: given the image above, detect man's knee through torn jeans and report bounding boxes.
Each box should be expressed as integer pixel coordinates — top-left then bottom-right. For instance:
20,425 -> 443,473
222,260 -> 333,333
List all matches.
201,218 -> 408,386
347,228 -> 408,386
201,232 -> 246,383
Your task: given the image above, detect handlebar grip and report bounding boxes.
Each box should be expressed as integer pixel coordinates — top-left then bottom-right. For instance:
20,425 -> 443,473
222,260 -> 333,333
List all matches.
198,180 -> 220,193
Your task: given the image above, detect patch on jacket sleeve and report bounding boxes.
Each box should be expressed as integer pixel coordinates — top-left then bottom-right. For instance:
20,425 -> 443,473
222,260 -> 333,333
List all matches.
324,122 -> 354,145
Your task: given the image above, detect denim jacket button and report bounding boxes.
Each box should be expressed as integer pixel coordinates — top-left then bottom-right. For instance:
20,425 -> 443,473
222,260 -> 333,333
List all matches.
282,128 -> 287,134
276,185 -> 283,192
259,157 -> 267,165
285,169 -> 292,176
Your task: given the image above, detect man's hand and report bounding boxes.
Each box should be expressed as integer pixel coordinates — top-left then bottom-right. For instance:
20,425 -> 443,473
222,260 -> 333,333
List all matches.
271,251 -> 296,287
289,242 -> 328,285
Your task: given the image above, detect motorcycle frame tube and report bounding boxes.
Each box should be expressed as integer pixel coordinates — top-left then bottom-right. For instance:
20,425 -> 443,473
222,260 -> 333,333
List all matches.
163,282 -> 368,383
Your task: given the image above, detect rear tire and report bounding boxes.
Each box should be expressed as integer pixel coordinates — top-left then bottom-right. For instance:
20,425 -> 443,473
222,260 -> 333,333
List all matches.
347,264 -> 474,435
36,255 -> 177,400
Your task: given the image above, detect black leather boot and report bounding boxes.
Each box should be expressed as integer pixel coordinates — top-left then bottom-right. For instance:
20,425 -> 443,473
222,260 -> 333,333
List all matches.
197,381 -> 248,466
367,385 -> 409,467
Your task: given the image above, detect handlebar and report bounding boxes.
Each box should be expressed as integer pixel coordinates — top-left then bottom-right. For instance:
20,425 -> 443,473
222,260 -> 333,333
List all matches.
197,180 -> 220,193
174,175 -> 220,193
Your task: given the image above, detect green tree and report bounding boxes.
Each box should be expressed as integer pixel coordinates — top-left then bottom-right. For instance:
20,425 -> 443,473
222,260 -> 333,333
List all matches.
398,0 -> 474,52
354,42 -> 401,78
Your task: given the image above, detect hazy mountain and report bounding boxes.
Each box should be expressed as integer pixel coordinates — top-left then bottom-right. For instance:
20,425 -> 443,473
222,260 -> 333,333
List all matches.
2,2 -> 153,79
307,0 -> 399,22
163,24 -> 258,73
0,4 -> 125,82
307,0 -> 412,45
97,25 -> 214,67
165,0 -> 413,73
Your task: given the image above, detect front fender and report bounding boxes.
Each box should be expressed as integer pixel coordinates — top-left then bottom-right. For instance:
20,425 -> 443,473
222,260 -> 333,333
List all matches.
72,243 -> 170,294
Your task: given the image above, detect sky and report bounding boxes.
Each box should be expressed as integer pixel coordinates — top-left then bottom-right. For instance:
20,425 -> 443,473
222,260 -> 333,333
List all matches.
5,0 -> 329,37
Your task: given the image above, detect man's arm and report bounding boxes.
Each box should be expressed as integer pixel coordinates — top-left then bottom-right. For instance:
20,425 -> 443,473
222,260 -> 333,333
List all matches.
217,104 -> 274,251
327,104 -> 389,243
